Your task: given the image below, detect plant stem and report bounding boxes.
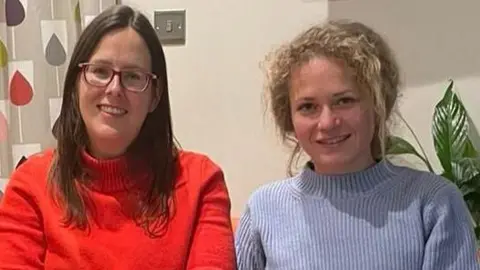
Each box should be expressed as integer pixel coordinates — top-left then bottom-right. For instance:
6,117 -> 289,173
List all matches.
399,113 -> 436,172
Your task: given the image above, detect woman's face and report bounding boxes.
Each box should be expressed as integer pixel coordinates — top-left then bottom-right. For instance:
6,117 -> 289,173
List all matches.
77,27 -> 159,159
289,56 -> 376,174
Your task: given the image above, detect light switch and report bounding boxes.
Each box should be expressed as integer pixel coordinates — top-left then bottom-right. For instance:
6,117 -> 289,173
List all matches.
154,10 -> 186,45
166,20 -> 173,32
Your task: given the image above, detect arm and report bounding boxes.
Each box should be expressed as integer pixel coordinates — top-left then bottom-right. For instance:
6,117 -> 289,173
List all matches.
186,158 -> 236,270
235,204 -> 266,270
422,182 -> 479,270
0,166 -> 45,269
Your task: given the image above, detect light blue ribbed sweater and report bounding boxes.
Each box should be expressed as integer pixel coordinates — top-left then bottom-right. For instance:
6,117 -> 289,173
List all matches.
235,161 -> 479,270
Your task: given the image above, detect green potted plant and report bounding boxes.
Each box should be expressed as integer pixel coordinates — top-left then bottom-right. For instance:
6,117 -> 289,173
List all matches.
386,80 -> 480,240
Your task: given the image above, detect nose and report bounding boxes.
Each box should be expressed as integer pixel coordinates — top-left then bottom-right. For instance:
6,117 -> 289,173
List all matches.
104,73 -> 123,96
317,106 -> 340,131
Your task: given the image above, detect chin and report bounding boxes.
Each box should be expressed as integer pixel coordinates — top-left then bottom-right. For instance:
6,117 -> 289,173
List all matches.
317,156 -> 350,166
93,126 -> 124,140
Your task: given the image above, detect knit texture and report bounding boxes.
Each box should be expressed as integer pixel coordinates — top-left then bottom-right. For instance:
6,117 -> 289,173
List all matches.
0,149 -> 235,269
235,161 -> 479,270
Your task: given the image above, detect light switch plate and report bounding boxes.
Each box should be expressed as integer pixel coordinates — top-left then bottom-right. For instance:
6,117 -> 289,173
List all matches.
154,10 -> 186,45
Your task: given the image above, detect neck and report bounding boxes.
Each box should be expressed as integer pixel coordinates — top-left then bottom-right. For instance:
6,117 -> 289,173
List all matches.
294,159 -> 397,198
312,156 -> 376,175
87,141 -> 128,160
81,149 -> 149,193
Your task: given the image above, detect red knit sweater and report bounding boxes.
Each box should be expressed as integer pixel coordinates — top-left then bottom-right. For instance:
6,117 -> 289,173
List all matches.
0,149 -> 235,269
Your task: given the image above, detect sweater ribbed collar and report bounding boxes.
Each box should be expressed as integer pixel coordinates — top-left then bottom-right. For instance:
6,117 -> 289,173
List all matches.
293,160 -> 399,199
80,150 -> 149,193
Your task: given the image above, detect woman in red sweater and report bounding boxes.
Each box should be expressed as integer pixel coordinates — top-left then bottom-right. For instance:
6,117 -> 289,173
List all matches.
0,5 -> 235,269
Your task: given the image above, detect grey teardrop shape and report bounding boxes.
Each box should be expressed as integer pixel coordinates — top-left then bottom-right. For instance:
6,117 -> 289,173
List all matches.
6,0 -> 26,26
45,34 -> 67,66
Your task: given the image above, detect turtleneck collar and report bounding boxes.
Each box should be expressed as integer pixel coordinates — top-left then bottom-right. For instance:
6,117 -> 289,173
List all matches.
293,160 -> 401,199
80,150 -> 150,193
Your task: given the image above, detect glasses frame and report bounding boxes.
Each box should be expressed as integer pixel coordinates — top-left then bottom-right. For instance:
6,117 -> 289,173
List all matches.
78,62 -> 158,93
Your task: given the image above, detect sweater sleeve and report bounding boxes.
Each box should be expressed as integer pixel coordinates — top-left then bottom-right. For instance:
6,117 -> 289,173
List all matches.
185,158 -> 236,270
235,204 -> 266,270
0,164 -> 46,269
421,182 -> 479,270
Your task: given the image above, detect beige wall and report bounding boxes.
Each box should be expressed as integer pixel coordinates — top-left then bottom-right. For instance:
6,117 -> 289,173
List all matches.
329,0 -> 480,172
121,0 -> 329,216
121,0 -> 480,215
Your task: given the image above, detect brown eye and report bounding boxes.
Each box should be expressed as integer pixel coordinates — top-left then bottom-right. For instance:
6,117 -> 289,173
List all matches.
88,65 -> 111,79
298,103 -> 316,112
335,97 -> 357,106
123,71 -> 142,81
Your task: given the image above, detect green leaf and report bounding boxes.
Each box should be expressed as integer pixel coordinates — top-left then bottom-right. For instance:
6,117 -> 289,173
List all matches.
475,226 -> 480,242
458,157 -> 480,172
460,174 -> 480,215
451,157 -> 480,184
432,80 -> 469,178
460,174 -> 480,197
386,135 -> 432,171
467,173 -> 480,185
386,136 -> 421,156
440,171 -> 451,180
464,137 -> 479,158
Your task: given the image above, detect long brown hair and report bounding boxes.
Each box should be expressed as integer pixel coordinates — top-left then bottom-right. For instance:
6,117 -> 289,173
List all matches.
49,5 -> 178,237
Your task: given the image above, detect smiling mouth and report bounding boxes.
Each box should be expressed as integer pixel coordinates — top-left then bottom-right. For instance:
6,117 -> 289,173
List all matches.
97,105 -> 128,116
316,134 -> 351,145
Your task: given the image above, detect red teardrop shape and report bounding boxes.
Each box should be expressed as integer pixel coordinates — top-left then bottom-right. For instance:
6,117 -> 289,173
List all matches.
9,71 -> 33,106
0,111 -> 7,142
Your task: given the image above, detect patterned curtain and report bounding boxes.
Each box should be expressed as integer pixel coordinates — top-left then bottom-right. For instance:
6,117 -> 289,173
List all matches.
0,0 -> 118,195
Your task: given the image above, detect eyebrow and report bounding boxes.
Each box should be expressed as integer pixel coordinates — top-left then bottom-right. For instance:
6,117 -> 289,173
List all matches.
294,89 -> 355,101
332,90 -> 355,97
295,96 -> 315,102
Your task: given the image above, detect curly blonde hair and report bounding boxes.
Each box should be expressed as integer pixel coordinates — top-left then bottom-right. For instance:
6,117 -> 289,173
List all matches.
263,20 -> 400,175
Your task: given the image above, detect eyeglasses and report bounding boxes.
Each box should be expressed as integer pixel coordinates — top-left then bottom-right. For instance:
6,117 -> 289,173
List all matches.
78,63 -> 157,92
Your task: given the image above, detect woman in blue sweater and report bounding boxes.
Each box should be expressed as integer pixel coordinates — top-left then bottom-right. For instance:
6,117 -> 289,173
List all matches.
235,20 -> 479,269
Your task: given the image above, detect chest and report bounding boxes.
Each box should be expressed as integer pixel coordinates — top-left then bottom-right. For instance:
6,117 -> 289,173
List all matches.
43,219 -> 192,270
259,197 -> 426,270
41,194 -> 196,269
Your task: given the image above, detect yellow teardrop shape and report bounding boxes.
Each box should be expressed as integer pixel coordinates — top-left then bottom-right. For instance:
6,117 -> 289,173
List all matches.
0,40 -> 8,67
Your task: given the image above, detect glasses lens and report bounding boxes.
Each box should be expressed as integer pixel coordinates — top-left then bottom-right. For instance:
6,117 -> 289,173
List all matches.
121,71 -> 149,92
85,65 -> 113,86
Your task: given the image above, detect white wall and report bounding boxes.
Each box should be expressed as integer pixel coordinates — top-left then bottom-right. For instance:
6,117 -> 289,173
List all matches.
121,0 -> 329,215
329,0 -> 480,173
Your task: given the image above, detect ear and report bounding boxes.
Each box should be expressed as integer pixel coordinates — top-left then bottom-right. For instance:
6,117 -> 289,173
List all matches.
149,85 -> 162,113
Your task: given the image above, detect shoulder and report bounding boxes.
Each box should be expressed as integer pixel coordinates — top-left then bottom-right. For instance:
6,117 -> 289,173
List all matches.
177,150 -> 219,169
11,148 -> 54,179
406,167 -> 467,213
175,150 -> 225,189
245,175 -> 296,212
390,163 -> 457,200
4,148 -> 55,197
177,149 -> 221,176
14,148 -> 55,170
389,163 -> 466,215
399,168 -> 472,234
